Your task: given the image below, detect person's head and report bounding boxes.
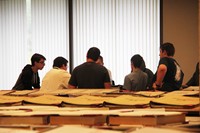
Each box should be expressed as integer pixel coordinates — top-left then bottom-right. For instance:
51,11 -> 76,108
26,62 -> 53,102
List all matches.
53,56 -> 68,70
131,54 -> 144,70
96,55 -> 104,65
86,47 -> 100,62
31,53 -> 46,70
159,42 -> 175,58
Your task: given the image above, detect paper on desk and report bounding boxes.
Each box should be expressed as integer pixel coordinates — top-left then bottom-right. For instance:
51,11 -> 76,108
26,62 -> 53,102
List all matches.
44,125 -> 122,133
104,95 -> 154,106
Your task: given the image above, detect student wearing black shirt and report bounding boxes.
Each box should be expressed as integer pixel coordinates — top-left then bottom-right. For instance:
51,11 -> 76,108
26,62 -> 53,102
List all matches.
152,42 -> 184,92
68,47 -> 111,89
182,62 -> 199,88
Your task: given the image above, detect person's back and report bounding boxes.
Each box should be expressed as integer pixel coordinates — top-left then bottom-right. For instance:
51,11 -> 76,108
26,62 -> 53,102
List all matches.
123,69 -> 148,91
96,55 -> 113,85
123,54 -> 148,91
69,62 -> 110,88
68,47 -> 111,89
12,53 -> 46,90
40,57 -> 71,91
140,59 -> 154,90
143,68 -> 154,89
186,62 -> 199,86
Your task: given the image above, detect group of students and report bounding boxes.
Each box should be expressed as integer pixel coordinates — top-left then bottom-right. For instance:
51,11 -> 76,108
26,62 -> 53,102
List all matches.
12,42 -> 199,92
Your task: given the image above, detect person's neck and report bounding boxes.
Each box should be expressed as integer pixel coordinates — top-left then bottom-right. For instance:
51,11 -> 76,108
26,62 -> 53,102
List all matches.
132,68 -> 140,72
87,58 -> 95,62
162,55 -> 173,59
32,66 -> 38,73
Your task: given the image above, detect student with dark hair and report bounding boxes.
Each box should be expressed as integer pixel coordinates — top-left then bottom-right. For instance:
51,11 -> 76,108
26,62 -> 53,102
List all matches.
68,47 -> 111,89
140,60 -> 154,90
183,62 -> 199,87
152,42 -> 184,92
123,54 -> 148,91
40,56 -> 71,91
12,53 -> 46,90
96,55 -> 114,85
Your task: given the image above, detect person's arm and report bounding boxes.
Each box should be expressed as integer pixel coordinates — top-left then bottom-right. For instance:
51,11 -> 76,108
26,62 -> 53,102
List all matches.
186,63 -> 199,86
68,84 -> 76,89
33,72 -> 40,89
22,70 -> 33,90
123,75 -> 132,91
153,64 -> 167,90
68,69 -> 77,89
104,82 -> 111,89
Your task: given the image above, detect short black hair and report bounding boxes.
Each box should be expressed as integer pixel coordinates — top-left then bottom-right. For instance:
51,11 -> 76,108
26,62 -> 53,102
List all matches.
131,54 -> 144,69
31,53 -> 46,66
53,56 -> 68,68
87,47 -> 100,61
160,42 -> 175,56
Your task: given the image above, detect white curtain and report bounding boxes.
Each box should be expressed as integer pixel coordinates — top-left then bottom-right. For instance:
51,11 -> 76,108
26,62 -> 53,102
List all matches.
31,0 -> 69,82
0,0 -> 160,89
73,0 -> 160,85
0,0 -> 27,90
0,0 -> 69,90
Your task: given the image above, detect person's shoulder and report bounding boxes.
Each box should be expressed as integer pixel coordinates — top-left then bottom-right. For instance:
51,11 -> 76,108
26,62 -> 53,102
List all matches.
160,57 -> 174,64
23,64 -> 32,69
22,64 -> 32,72
73,62 -> 86,69
144,68 -> 153,74
97,64 -> 108,71
138,69 -> 148,76
125,73 -> 132,79
62,71 -> 71,77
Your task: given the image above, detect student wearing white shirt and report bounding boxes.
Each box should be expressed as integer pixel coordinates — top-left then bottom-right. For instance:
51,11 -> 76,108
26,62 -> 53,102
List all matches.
40,56 -> 71,91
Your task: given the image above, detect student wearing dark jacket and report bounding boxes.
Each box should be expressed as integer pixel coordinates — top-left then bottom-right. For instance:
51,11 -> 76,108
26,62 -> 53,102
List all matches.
12,53 -> 46,90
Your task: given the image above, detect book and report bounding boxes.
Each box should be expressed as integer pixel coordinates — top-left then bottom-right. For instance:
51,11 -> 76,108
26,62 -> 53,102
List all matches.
23,95 -> 68,106
150,95 -> 200,109
0,90 -> 15,95
0,116 -> 49,125
0,128 -> 38,133
9,90 -> 39,96
0,95 -> 28,106
27,89 -> 119,97
61,95 -> 112,107
165,106 -> 200,116
164,90 -> 199,97
104,95 -> 154,108
134,91 -> 165,97
43,125 -> 122,133
129,127 -> 186,133
49,109 -> 134,125
182,86 -> 199,91
108,110 -> 186,126
50,115 -> 107,125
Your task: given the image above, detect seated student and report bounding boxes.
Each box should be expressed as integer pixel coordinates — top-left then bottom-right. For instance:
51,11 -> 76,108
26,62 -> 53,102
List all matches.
68,47 -> 111,89
152,42 -> 184,92
12,53 -> 46,90
96,55 -> 114,85
123,54 -> 148,91
40,56 -> 71,91
183,62 -> 199,88
141,60 -> 154,90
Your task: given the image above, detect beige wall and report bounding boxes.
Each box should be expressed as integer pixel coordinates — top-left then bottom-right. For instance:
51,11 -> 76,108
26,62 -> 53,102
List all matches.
163,0 -> 199,84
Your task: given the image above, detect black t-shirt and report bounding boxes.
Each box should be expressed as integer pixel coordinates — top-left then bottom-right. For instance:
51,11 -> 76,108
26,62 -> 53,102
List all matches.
154,57 -> 184,91
69,62 -> 110,88
186,62 -> 199,86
